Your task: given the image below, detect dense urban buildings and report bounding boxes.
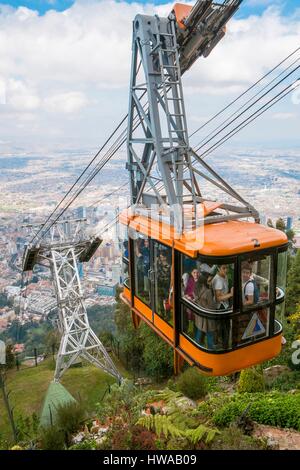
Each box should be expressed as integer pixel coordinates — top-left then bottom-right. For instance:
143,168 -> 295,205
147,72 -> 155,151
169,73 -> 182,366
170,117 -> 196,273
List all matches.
0,148 -> 299,334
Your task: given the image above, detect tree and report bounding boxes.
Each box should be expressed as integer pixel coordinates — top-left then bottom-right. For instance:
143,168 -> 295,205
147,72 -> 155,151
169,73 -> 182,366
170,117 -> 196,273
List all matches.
87,303 -> 116,335
286,229 -> 296,242
142,325 -> 173,380
286,250 -> 300,315
114,293 -> 173,376
5,343 -> 15,369
275,218 -> 296,252
276,218 -> 286,232
114,299 -> 145,372
45,330 -> 60,355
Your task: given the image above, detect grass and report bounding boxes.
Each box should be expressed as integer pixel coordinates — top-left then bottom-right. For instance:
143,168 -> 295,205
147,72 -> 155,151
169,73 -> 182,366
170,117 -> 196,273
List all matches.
0,355 -> 128,447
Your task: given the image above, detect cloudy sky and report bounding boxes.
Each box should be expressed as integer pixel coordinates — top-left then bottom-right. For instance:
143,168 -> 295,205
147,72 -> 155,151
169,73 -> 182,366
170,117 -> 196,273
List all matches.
0,0 -> 299,152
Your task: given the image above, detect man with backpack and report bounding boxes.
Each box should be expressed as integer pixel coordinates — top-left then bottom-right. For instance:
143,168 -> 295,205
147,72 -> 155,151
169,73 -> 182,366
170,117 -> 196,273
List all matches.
232,262 -> 260,346
242,262 -> 259,306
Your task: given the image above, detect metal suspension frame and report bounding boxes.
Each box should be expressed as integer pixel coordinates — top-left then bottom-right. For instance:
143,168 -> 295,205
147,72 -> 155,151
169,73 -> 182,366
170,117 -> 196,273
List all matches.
127,7 -> 259,234
22,219 -> 121,383
127,14 -> 199,233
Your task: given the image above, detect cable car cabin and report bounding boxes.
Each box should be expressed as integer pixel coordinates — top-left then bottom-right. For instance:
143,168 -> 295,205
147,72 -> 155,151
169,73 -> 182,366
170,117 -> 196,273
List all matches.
119,209 -> 288,376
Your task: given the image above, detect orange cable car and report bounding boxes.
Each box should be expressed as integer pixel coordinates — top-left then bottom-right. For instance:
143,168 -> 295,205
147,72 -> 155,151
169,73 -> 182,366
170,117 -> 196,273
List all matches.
120,1 -> 288,376
120,208 -> 288,376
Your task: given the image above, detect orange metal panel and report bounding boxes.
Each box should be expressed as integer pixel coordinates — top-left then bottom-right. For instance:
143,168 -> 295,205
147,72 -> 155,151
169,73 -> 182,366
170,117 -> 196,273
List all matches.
179,334 -> 282,376
120,292 -> 130,307
119,209 -> 287,257
134,297 -> 153,322
173,3 -> 193,30
174,350 -> 185,375
132,311 -> 141,329
121,291 -> 282,376
154,314 -> 174,342
123,286 -> 131,301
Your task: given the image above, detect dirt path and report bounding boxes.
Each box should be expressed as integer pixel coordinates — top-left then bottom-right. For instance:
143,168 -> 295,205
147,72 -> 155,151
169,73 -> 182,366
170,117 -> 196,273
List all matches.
253,424 -> 300,450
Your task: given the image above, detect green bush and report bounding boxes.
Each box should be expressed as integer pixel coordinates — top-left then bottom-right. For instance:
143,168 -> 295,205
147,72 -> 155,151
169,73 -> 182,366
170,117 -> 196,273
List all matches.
166,436 -> 190,450
237,367 -> 265,393
210,424 -> 264,450
142,325 -> 173,380
68,439 -> 98,450
39,425 -> 65,450
131,425 -> 157,450
56,401 -> 86,437
56,402 -> 85,447
213,392 -> 300,431
110,425 -> 132,450
268,371 -> 300,391
176,367 -> 208,400
16,412 -> 39,442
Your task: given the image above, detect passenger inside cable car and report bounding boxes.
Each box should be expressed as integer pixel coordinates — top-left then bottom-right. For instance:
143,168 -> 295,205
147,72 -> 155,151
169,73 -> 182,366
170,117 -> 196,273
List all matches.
180,250 -> 284,351
120,216 -> 288,375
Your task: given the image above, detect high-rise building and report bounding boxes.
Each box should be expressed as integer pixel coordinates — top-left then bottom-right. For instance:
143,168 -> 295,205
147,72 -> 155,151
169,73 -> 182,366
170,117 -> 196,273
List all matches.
78,263 -> 84,279
97,283 -> 117,297
112,265 -> 121,284
260,214 -> 266,225
286,216 -> 293,231
77,206 -> 86,219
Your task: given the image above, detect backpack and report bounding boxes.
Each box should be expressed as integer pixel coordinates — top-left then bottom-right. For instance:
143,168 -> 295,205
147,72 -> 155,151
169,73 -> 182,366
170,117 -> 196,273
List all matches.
244,279 -> 260,304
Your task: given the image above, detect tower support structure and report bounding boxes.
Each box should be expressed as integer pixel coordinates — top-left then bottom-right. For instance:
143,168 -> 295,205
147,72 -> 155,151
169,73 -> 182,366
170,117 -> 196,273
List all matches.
22,219 -> 121,383
127,3 -> 258,235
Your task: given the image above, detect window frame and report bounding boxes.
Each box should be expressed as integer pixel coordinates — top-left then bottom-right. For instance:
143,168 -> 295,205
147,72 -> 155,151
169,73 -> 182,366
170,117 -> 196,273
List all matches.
131,233 -> 151,308
275,246 -> 288,306
126,229 -> 287,353
180,253 -> 238,313
178,245 -> 287,353
152,239 -> 173,325
238,250 -> 275,314
129,234 -> 173,323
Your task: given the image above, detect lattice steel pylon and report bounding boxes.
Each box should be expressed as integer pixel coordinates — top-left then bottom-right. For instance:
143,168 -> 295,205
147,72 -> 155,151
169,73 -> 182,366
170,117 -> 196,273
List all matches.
22,219 -> 122,383
127,1 -> 258,235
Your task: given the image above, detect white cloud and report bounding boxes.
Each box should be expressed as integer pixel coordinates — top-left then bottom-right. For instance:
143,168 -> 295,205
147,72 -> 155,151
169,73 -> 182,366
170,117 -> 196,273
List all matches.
44,91 -> 89,113
7,79 -> 41,111
272,112 -> 297,120
0,1 -> 298,149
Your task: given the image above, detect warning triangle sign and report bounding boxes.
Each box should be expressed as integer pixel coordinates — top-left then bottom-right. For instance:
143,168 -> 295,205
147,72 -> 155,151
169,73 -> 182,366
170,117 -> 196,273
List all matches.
242,312 -> 266,340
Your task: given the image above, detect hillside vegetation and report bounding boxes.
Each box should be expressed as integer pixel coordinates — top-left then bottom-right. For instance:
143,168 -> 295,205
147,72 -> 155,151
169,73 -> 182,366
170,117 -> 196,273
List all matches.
0,357 -> 121,446
1,219 -> 299,450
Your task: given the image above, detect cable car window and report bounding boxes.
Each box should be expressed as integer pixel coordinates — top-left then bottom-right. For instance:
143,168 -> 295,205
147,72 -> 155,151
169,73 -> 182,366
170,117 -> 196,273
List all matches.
123,238 -> 129,262
122,236 -> 130,288
276,250 -> 287,301
211,264 -> 234,312
153,241 -> 173,325
181,305 -> 232,351
134,235 -> 150,306
122,257 -> 130,288
241,255 -> 271,308
182,255 -> 234,312
233,308 -> 270,347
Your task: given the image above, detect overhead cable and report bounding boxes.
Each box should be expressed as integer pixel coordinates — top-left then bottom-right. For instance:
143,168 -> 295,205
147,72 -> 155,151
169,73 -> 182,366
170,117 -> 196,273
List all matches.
189,45 -> 300,138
